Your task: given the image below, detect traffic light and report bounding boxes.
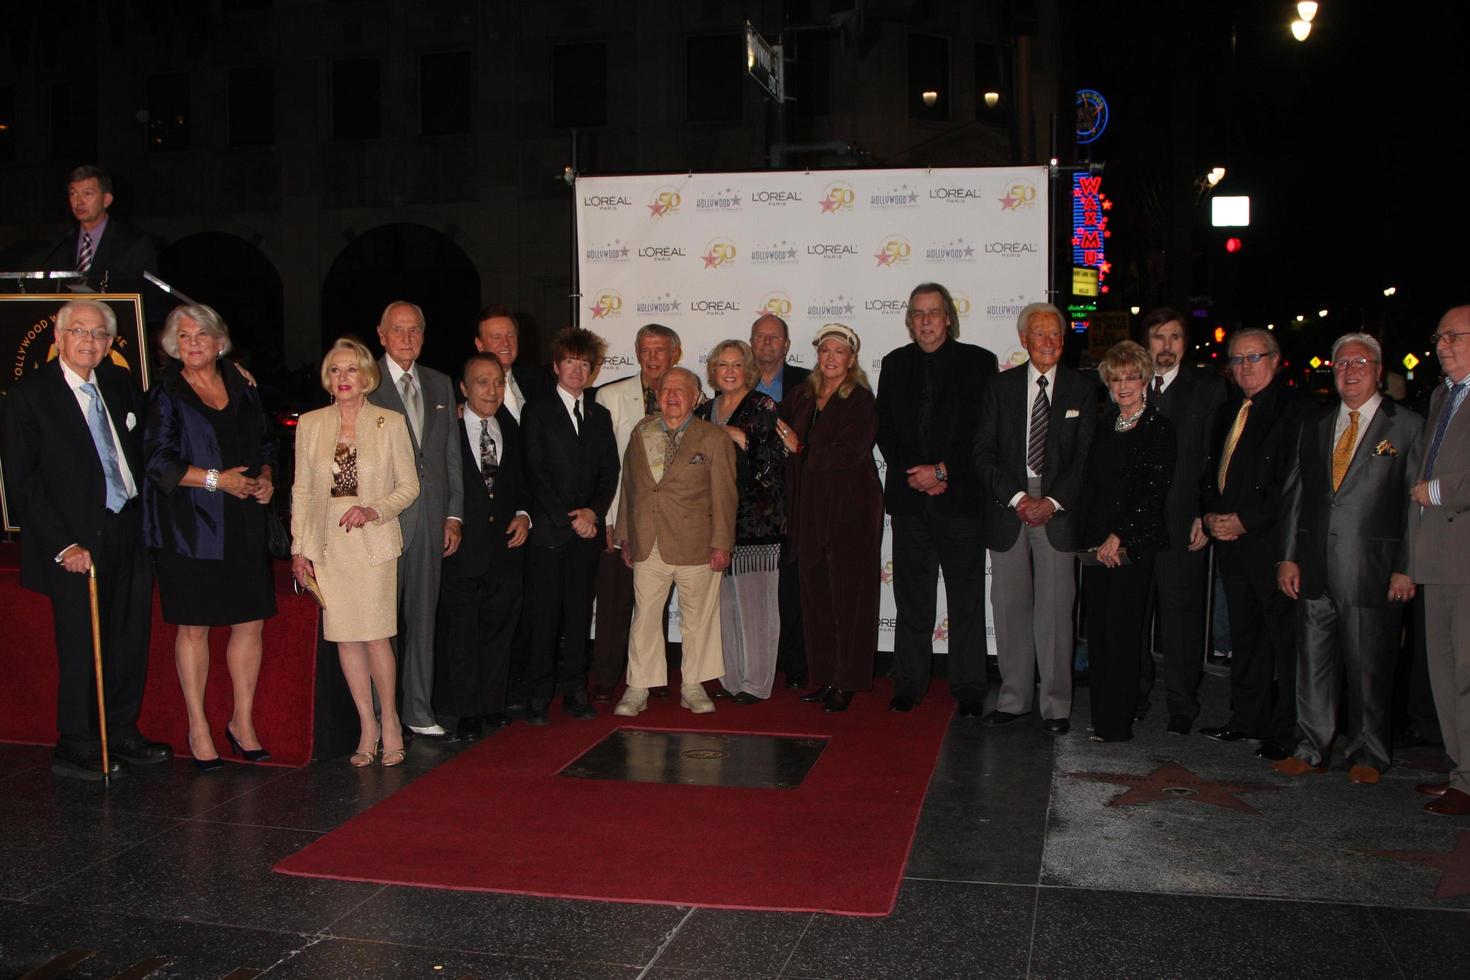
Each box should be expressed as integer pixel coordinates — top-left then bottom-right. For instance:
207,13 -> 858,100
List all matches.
1213,326 -> 1226,344
1224,237 -> 1243,253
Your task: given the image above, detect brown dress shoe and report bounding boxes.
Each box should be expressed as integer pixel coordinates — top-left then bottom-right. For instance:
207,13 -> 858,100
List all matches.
1416,781 -> 1451,798
1425,787 -> 1470,816
1347,765 -> 1381,785
1272,756 -> 1326,776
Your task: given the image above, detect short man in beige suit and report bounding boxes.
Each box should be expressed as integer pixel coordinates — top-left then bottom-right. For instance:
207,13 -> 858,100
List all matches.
614,368 -> 737,716
1410,305 -> 1470,816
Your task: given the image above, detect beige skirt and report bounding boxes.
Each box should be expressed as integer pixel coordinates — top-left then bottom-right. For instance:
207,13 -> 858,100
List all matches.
316,496 -> 397,642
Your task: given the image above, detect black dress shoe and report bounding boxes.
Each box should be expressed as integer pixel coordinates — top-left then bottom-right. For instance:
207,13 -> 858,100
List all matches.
800,685 -> 833,703
650,685 -> 671,700
1254,740 -> 1290,761
731,692 -> 761,705
823,689 -> 854,712
958,699 -> 985,717
1199,726 -> 1248,742
784,674 -> 808,690
52,747 -> 126,781
525,701 -> 550,726
1042,718 -> 1070,736
982,709 -> 1030,727
1166,715 -> 1191,736
110,735 -> 173,765
563,694 -> 597,720
889,695 -> 918,712
482,712 -> 510,731
455,717 -> 483,741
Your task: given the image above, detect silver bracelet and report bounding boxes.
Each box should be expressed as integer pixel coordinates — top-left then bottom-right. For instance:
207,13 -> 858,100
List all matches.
204,468 -> 220,492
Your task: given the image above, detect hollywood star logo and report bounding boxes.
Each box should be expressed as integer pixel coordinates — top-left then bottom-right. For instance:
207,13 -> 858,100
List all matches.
933,617 -> 949,641
647,189 -> 681,217
760,293 -> 793,317
584,239 -> 630,261
870,185 -> 920,208
805,296 -> 856,319
1071,762 -> 1280,813
751,241 -> 799,264
587,291 -> 623,319
874,237 -> 911,267
695,187 -> 742,210
818,183 -> 856,213
635,293 -> 682,316
701,240 -> 737,269
925,238 -> 977,262
998,180 -> 1038,211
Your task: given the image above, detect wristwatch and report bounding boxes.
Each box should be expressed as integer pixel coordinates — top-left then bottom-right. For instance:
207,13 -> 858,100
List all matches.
934,463 -> 948,483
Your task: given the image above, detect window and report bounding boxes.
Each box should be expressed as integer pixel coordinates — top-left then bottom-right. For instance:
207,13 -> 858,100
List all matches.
908,34 -> 948,121
229,66 -> 276,146
51,81 -> 97,161
551,42 -> 606,129
975,42 -> 1005,120
146,72 -> 191,151
420,51 -> 472,135
333,58 -> 381,140
792,35 -> 830,118
686,34 -> 743,123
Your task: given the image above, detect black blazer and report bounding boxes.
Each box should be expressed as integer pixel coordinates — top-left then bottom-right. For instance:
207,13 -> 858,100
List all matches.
521,391 -> 619,547
3,359 -> 147,594
512,363 -> 555,405
1153,366 -> 1226,547
877,339 -> 998,517
778,363 -> 812,404
1201,373 -> 1307,566
972,363 -> 1097,551
39,219 -> 157,286
443,407 -> 532,579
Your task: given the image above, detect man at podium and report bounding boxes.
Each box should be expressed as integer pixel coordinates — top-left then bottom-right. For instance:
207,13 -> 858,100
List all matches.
37,165 -> 157,289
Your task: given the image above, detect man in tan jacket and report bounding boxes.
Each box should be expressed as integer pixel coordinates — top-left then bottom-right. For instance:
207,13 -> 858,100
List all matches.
614,368 -> 737,715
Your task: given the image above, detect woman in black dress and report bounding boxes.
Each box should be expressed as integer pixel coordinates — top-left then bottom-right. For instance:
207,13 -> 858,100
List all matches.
144,304 -> 277,770
1081,340 -> 1175,742
696,339 -> 786,702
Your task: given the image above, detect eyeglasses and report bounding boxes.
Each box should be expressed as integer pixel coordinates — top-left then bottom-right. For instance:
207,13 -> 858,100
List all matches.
908,309 -> 947,323
1227,351 -> 1274,365
60,327 -> 111,342
1331,357 -> 1378,372
1431,330 -> 1470,346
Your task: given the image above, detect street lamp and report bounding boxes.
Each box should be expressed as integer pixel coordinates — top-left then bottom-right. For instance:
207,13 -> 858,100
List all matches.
921,90 -> 938,107
1383,285 -> 1397,297
1291,19 -> 1312,41
1297,2 -> 1319,21
982,91 -> 1000,109
1129,306 -> 1141,315
1318,308 -> 1329,318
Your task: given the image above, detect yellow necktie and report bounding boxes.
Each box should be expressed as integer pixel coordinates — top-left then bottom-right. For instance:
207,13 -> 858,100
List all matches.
1331,409 -> 1360,491
1217,398 -> 1252,492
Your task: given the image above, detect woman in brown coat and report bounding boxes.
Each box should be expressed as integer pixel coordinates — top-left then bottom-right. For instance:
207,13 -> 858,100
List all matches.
780,324 -> 883,712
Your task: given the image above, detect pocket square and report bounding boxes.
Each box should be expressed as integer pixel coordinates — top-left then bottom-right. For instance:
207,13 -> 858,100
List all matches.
1065,409 -> 1080,419
1372,439 -> 1398,457
125,411 -> 137,431
688,452 -> 708,464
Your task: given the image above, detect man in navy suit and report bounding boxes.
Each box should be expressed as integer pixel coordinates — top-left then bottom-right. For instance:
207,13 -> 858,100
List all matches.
433,353 -> 533,741
3,300 -> 172,779
38,165 -> 156,288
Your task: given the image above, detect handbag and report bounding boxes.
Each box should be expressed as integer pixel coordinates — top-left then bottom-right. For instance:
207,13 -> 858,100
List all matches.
264,504 -> 291,560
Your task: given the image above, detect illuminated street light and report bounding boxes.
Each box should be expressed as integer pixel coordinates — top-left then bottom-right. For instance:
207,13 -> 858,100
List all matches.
1383,285 -> 1397,297
1206,166 -> 1226,187
1297,2 -> 1319,22
983,91 -> 1000,109
1291,19 -> 1312,41
921,90 -> 939,107
1129,306 -> 1141,315
1295,314 -> 1306,322
1267,323 -> 1275,330
1318,308 -> 1329,318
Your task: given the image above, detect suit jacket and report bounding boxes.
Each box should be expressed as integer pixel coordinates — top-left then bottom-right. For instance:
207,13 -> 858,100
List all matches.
509,363 -> 554,417
595,372 -> 655,525
1281,398 -> 1423,604
39,218 -> 157,286
972,363 -> 1097,552
773,363 -> 812,404
615,416 -> 737,565
3,359 -> 147,594
1201,373 -> 1307,567
877,338 -> 998,517
289,404 -> 420,567
1154,366 -> 1226,547
781,383 -> 884,563
521,390 -> 620,547
442,407 -> 530,580
368,359 -> 463,551
1411,380 -> 1470,584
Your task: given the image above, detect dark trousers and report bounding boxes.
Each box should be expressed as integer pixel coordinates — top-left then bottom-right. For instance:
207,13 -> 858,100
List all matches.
1294,594 -> 1400,771
48,506 -> 152,753
1085,557 -> 1155,740
526,536 -> 599,703
589,545 -> 634,687
433,556 -> 523,719
1394,593 -> 1441,740
1217,547 -> 1297,743
1141,544 -> 1209,720
776,547 -> 806,683
800,545 -> 879,692
891,511 -> 987,702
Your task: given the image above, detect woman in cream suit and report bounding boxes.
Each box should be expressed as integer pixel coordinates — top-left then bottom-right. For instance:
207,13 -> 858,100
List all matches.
291,337 -> 420,766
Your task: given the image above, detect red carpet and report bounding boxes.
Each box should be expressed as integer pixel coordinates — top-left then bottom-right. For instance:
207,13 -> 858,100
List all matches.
275,679 -> 952,916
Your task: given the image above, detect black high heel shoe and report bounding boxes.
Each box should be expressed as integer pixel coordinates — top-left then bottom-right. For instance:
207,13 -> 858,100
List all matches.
799,686 -> 833,703
225,725 -> 272,763
193,755 -> 224,773
823,689 -> 854,713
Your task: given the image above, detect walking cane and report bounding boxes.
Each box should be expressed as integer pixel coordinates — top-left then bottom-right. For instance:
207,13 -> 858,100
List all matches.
87,566 -> 111,785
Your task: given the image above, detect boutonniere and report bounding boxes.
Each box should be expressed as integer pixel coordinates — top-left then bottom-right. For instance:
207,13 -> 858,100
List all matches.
376,415 -> 386,429
1372,439 -> 1397,457
688,452 -> 708,464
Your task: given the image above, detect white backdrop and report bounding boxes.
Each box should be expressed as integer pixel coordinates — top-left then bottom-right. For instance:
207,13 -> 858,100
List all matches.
576,167 -> 1049,651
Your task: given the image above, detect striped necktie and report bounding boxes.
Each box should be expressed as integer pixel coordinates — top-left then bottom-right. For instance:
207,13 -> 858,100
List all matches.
1026,376 -> 1049,474
77,231 -> 94,273
1424,378 -> 1470,479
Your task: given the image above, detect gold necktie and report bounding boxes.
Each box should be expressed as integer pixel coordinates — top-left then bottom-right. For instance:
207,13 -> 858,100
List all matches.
1331,409 -> 1360,491
1217,398 -> 1252,492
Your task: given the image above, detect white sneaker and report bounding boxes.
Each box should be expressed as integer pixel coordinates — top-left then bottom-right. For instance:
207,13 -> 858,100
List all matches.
614,687 -> 649,717
409,723 -> 448,736
680,683 -> 716,714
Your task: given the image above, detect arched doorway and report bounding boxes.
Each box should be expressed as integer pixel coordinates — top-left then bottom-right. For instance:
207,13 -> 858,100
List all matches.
320,223 -> 479,375
157,232 -> 285,367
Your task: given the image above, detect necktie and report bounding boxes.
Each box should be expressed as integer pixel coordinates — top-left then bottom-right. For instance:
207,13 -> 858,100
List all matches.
77,231 -> 94,273
1026,376 -> 1049,474
572,397 -> 583,436
1424,379 -> 1470,479
643,385 -> 659,416
1153,375 -> 1164,401
663,425 -> 681,469
399,372 -> 423,442
478,418 -> 498,492
1217,398 -> 1252,492
79,382 -> 128,512
1331,409 -> 1360,491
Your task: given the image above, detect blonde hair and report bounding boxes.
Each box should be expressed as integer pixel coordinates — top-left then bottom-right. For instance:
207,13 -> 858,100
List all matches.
705,339 -> 757,390
1099,340 -> 1153,386
319,336 -> 381,394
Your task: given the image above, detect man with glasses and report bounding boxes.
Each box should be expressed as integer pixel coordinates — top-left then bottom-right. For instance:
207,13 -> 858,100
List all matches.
1409,307 -> 1470,815
1199,328 -> 1307,761
3,300 -> 172,779
877,283 -> 998,715
1274,333 -> 1422,785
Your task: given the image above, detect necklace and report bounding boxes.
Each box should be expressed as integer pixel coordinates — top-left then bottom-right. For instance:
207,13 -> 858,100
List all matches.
1114,405 -> 1145,432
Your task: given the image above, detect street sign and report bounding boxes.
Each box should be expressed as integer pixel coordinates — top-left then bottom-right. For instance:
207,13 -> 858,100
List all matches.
745,25 -> 783,102
1403,353 -> 1420,370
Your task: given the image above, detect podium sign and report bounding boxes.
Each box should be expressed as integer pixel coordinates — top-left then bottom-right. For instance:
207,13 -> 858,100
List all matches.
0,293 -> 150,533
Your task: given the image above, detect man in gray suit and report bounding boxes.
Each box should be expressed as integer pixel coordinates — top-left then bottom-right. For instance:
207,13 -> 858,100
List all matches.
1410,306 -> 1470,816
369,301 -> 463,739
1275,333 -> 1422,785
